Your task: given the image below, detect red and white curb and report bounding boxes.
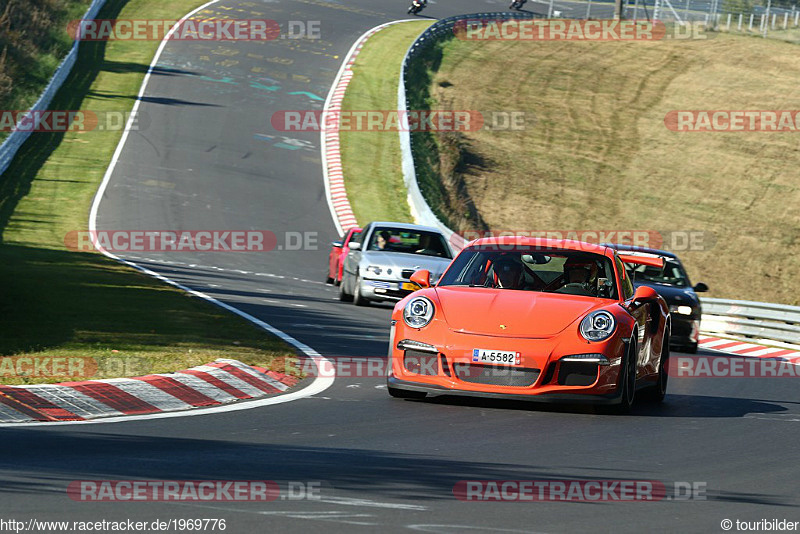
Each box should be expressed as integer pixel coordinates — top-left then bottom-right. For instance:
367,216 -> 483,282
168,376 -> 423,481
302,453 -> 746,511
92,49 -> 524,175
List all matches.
321,20 -> 415,236
0,359 -> 299,423
698,335 -> 800,360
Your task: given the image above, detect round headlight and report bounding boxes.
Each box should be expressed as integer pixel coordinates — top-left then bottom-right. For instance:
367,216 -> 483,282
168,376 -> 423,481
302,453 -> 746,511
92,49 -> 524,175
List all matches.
403,297 -> 435,328
579,310 -> 616,342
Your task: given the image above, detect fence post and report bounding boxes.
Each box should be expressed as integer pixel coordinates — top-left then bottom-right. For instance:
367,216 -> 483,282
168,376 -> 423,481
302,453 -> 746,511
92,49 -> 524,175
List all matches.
771,13 -> 777,28
783,12 -> 789,28
586,0 -> 592,19
749,13 -> 754,30
738,13 -> 743,30
726,13 -> 731,29
684,0 -> 690,22
796,11 -> 800,26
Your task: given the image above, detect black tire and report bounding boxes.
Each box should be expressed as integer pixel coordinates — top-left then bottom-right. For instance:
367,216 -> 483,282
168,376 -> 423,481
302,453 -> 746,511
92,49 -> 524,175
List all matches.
645,330 -> 669,403
353,274 -> 369,306
326,274 -> 333,284
388,386 -> 427,399
685,342 -> 698,354
339,274 -> 353,302
608,337 -> 638,415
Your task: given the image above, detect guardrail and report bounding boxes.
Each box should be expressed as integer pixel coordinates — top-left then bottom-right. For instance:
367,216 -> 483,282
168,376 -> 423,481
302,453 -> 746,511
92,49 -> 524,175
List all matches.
701,298 -> 800,348
0,0 -> 107,177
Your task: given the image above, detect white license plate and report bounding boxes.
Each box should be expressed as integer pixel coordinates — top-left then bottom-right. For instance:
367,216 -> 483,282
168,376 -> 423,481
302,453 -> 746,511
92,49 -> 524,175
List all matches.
472,349 -> 521,366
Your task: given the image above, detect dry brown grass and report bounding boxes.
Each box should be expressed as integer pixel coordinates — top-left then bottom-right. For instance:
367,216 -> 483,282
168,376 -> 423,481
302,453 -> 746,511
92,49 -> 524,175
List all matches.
428,33 -> 800,305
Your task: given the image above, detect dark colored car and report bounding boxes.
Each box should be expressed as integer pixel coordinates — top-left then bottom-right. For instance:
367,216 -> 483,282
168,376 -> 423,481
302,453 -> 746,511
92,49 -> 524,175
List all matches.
606,244 -> 708,353
327,227 -> 362,285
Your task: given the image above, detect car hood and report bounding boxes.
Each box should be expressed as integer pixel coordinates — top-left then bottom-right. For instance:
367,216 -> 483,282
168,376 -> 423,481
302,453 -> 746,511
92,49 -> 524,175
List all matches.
633,282 -> 698,306
434,286 -> 608,338
361,251 -> 452,278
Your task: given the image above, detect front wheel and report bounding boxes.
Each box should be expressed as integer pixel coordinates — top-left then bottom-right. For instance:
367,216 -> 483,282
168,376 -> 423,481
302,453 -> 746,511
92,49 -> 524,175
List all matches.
353,274 -> 369,306
608,338 -> 638,415
645,330 -> 669,403
339,274 -> 354,302
388,386 -> 427,399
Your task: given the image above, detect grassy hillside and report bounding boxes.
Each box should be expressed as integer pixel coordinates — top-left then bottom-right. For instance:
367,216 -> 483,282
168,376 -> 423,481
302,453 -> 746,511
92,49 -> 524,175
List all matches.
417,33 -> 800,305
0,0 -> 93,136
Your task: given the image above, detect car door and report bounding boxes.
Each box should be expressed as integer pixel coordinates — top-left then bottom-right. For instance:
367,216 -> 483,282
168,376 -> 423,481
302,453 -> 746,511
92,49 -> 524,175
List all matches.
616,255 -> 648,375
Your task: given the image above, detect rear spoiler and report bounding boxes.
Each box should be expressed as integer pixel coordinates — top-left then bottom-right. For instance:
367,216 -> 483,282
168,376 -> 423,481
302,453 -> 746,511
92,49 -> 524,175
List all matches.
617,253 -> 665,269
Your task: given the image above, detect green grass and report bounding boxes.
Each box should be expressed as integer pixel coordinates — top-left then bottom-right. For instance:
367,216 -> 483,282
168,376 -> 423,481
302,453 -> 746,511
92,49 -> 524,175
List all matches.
0,0 -> 298,384
338,21 -> 433,225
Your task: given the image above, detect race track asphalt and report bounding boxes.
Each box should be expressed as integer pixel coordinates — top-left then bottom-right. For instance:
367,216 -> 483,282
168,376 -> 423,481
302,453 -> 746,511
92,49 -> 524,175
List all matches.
3,1 -> 798,533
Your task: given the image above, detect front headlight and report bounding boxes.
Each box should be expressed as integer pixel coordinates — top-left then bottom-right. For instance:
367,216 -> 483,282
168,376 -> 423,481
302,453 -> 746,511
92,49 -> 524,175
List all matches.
366,265 -> 382,275
669,305 -> 693,316
403,297 -> 435,328
579,310 -> 616,342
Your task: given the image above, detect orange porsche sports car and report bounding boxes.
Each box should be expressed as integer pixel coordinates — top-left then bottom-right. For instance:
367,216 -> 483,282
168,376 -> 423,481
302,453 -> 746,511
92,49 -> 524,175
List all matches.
387,237 -> 671,413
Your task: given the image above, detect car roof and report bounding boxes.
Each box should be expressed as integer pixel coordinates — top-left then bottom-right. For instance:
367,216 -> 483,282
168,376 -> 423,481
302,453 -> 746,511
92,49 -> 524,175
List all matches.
603,243 -> 679,259
467,237 -> 612,255
369,222 -> 444,234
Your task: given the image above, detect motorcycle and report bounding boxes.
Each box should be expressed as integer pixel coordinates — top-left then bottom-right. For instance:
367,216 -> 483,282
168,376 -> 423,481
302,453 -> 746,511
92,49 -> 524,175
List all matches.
408,0 -> 426,15
509,0 -> 527,9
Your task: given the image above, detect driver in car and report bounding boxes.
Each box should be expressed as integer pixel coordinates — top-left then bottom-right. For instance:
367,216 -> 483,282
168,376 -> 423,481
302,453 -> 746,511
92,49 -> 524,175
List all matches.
557,258 -> 598,296
373,230 -> 392,251
492,256 -> 525,289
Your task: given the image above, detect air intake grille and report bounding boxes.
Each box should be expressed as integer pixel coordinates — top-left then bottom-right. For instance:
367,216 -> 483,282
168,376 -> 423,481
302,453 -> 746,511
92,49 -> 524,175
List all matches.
453,363 -> 540,387
557,361 -> 599,386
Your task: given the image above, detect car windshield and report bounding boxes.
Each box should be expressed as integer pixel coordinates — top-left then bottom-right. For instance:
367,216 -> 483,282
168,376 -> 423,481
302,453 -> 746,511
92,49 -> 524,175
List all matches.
628,258 -> 689,287
368,228 -> 452,259
438,246 -> 618,299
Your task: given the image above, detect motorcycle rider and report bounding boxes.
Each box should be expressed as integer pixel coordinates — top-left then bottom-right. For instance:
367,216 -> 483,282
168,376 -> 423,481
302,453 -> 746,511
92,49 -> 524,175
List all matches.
409,0 -> 427,13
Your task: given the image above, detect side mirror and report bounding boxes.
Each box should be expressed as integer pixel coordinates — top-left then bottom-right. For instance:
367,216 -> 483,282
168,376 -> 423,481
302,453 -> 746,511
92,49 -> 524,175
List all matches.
331,241 -> 343,248
632,285 -> 659,304
349,242 -> 361,251
409,269 -> 431,289
693,282 -> 708,293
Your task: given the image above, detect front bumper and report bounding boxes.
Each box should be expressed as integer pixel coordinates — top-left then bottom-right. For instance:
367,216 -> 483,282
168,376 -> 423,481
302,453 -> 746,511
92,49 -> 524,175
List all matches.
388,325 -> 633,400
669,315 -> 699,347
360,278 -> 418,301
387,376 -> 624,404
